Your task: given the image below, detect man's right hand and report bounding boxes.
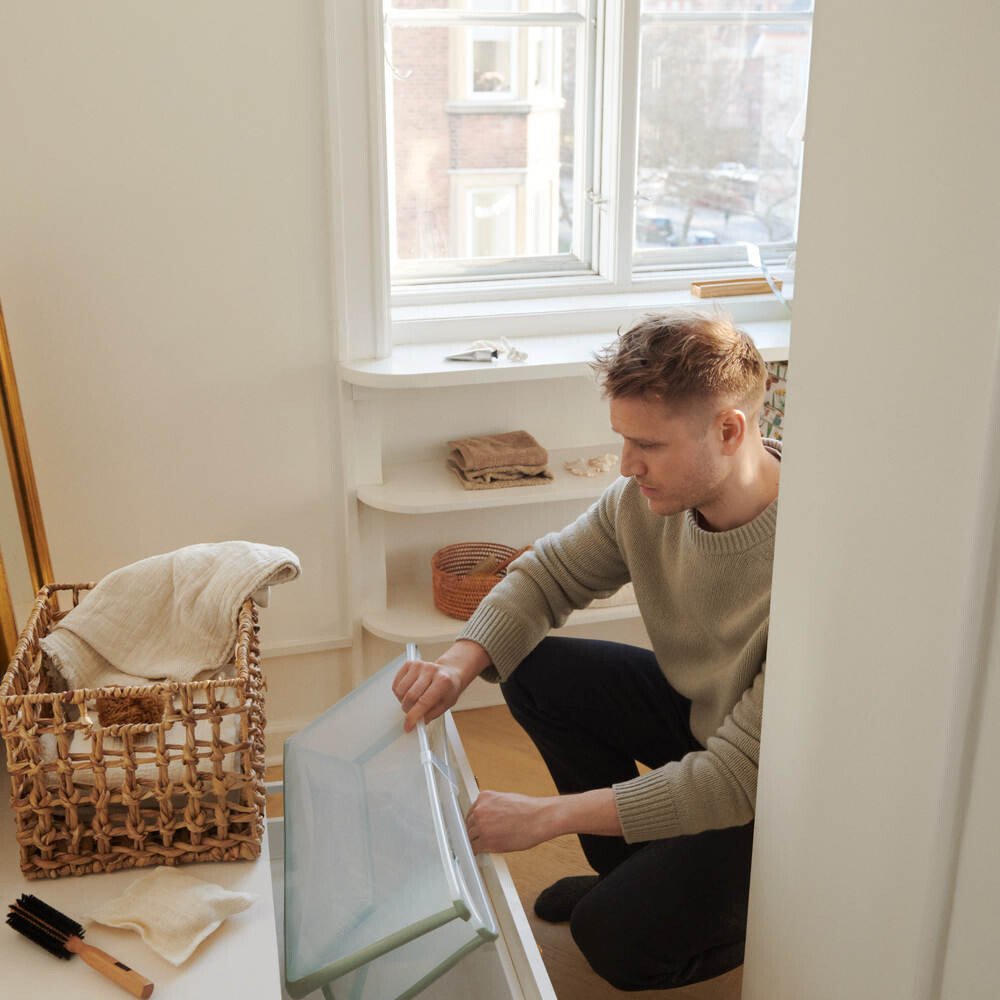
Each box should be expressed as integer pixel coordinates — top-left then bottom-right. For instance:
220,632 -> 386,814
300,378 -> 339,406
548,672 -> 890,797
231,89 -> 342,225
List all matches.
392,639 -> 492,732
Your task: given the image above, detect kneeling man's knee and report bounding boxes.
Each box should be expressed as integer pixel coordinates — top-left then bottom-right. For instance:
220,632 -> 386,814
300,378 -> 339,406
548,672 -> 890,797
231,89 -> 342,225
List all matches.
570,889 -> 720,992
570,893 -> 664,992
499,637 -> 558,712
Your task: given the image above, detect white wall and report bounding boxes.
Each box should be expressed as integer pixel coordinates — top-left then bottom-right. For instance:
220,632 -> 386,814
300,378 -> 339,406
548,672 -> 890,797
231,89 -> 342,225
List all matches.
744,2 -> 1000,998
939,572 -> 1000,998
0,3 -> 352,743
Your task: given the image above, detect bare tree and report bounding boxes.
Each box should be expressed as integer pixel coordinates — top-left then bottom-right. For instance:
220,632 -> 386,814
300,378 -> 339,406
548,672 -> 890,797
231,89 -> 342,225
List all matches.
635,18 -> 804,247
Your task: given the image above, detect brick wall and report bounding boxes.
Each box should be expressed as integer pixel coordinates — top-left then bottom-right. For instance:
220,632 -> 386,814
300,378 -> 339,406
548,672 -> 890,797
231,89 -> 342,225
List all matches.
391,23 -> 451,259
390,13 -> 529,260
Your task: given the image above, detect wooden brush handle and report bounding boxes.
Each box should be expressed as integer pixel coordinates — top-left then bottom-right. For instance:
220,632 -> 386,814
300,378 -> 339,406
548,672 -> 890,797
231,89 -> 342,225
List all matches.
67,936 -> 155,998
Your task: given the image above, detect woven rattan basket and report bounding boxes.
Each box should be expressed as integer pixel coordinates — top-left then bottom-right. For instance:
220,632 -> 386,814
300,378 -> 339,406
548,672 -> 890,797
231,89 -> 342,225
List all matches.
0,583 -> 266,879
431,542 -> 529,621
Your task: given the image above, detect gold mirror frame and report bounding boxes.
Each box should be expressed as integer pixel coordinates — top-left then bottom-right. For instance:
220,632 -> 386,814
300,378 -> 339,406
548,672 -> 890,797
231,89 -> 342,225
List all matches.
0,299 -> 54,664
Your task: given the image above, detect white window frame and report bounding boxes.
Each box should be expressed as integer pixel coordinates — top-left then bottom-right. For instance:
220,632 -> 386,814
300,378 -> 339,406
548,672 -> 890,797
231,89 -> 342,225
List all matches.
323,1 -> 810,362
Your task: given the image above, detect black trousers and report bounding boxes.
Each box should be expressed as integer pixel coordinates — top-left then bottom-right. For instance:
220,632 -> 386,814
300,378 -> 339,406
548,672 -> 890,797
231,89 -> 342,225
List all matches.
500,636 -> 754,991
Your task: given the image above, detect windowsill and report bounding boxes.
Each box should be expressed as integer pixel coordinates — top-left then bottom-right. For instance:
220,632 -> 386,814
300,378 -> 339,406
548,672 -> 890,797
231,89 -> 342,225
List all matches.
390,276 -> 794,347
341,315 -> 790,390
444,99 -> 557,115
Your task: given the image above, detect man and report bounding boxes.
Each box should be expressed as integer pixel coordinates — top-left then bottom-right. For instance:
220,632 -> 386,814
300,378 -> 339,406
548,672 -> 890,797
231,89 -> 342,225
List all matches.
393,310 -> 780,990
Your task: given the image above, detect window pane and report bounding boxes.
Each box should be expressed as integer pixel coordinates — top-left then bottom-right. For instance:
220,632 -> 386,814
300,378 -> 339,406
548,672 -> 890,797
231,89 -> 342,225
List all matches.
469,188 -> 517,255
639,0 -> 812,12
472,34 -> 515,93
388,24 -> 579,277
634,16 -> 811,254
388,1 -> 581,11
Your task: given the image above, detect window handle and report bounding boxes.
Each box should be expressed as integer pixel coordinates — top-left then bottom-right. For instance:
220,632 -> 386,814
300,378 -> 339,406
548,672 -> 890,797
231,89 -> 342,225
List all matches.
383,14 -> 413,81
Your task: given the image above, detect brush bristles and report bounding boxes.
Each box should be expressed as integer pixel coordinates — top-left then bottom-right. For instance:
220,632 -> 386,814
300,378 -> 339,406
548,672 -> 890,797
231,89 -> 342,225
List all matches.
6,894 -> 85,960
6,910 -> 73,959
15,894 -> 84,939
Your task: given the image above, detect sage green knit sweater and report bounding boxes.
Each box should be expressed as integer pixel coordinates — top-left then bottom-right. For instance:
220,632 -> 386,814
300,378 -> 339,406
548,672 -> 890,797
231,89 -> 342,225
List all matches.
458,442 -> 779,842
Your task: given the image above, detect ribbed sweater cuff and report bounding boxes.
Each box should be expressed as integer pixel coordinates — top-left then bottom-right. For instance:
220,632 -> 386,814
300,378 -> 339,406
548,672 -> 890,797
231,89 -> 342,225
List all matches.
457,604 -> 528,682
613,769 -> 682,843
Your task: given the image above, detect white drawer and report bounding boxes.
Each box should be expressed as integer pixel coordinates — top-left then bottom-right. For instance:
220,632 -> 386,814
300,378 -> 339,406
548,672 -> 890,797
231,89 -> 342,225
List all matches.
428,713 -> 555,1000
273,687 -> 555,1000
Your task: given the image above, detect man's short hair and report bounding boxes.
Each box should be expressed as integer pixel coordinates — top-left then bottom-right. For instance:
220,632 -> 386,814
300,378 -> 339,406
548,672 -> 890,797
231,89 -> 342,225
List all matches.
592,310 -> 767,420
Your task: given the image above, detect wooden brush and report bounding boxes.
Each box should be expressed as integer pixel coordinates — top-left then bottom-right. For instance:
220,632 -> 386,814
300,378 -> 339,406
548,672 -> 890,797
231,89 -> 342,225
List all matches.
7,893 -> 155,998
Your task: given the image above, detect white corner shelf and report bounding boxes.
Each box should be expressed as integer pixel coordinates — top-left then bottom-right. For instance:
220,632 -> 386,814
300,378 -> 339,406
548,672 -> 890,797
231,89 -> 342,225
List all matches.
363,588 -> 640,645
358,444 -> 622,514
341,310 -> 791,678
340,321 -> 790,391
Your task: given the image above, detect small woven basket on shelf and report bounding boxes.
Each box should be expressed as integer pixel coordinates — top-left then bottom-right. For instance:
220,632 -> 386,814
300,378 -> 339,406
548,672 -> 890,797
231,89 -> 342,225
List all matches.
431,542 -> 530,621
0,583 -> 266,880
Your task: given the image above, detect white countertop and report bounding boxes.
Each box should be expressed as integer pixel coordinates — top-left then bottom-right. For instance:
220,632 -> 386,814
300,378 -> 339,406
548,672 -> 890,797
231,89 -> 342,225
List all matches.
0,787 -> 281,999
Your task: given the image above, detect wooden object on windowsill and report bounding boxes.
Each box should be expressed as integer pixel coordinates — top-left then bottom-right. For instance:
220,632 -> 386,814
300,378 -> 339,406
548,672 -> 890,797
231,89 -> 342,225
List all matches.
690,277 -> 782,298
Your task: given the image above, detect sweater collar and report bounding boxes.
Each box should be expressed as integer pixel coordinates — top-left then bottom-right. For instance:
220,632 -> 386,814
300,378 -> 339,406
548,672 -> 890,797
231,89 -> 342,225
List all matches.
682,438 -> 781,554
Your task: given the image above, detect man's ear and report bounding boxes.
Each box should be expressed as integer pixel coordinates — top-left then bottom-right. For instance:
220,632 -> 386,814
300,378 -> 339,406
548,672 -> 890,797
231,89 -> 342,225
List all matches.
718,408 -> 747,454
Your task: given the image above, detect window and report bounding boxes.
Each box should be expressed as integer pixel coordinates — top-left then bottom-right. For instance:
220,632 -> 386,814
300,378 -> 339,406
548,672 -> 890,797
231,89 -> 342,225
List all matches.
634,2 -> 812,260
382,1 -> 813,297
466,185 -> 518,256
470,33 -> 516,95
384,2 -> 577,282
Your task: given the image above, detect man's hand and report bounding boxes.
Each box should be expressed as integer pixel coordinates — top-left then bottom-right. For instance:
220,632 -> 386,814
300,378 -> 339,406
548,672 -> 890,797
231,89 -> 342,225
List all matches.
392,639 -> 491,732
465,788 -> 623,854
465,791 -> 561,854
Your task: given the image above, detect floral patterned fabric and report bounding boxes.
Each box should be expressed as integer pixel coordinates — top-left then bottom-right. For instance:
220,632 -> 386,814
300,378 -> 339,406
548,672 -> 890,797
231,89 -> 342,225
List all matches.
760,361 -> 788,441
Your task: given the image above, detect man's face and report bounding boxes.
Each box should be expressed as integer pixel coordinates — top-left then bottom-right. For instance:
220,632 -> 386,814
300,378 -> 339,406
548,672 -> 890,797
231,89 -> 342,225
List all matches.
609,394 -> 726,517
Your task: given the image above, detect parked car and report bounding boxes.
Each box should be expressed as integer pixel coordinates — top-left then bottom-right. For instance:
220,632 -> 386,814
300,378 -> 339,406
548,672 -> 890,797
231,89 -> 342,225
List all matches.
637,216 -> 675,245
684,229 -> 720,246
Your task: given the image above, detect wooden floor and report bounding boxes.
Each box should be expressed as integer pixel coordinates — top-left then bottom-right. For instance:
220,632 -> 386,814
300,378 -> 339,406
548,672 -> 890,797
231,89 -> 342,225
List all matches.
453,704 -> 743,1000
266,705 -> 743,1000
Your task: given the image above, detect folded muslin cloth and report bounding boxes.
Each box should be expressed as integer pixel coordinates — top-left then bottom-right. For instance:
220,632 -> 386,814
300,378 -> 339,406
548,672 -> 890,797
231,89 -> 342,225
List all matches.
40,541 -> 300,690
447,430 -> 553,490
86,866 -> 258,965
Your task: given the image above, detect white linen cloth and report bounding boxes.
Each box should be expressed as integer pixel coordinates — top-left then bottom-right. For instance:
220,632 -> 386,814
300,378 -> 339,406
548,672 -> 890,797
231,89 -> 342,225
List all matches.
40,541 -> 300,690
86,866 -> 258,965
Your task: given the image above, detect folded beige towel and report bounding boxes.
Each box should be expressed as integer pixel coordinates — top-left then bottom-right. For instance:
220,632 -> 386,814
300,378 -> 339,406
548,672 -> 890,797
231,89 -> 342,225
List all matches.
447,461 -> 554,490
86,866 -> 258,965
447,430 -> 553,490
40,541 -> 300,690
448,430 -> 548,470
